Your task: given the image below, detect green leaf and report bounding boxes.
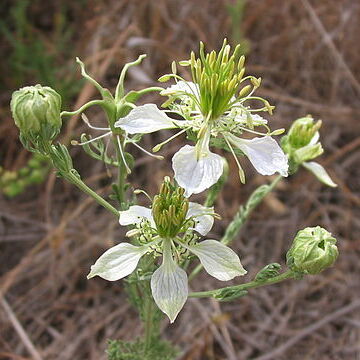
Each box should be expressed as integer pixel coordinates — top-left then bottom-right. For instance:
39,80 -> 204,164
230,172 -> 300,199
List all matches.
213,287 -> 248,302
255,263 -> 281,282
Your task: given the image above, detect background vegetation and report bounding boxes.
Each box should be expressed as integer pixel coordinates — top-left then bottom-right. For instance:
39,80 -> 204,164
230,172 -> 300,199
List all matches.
0,0 -> 359,359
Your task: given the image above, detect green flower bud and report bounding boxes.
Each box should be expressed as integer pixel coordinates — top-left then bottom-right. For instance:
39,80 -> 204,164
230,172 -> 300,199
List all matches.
287,116 -> 322,149
10,84 -> 62,143
281,116 -> 324,168
287,226 -> 338,275
152,177 -> 189,238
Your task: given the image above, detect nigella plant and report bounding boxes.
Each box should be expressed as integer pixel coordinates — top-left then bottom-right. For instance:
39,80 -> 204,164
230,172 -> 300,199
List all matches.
10,39 -> 339,359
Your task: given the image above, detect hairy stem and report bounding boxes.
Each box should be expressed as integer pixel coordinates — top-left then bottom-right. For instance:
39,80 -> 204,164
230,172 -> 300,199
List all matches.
221,175 -> 281,246
144,295 -> 155,352
189,270 -> 294,298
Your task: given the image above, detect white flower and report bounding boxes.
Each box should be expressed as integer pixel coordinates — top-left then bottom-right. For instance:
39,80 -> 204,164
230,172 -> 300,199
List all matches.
87,203 -> 246,322
159,80 -> 288,195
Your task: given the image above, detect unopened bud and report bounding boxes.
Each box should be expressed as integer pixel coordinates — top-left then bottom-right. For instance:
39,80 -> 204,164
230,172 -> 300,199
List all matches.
11,84 -> 62,142
282,116 -> 324,164
286,226 -> 338,275
288,116 -> 322,149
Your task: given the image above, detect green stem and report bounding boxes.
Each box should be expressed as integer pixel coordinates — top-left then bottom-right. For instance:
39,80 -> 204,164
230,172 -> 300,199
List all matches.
113,135 -> 128,210
189,270 -> 294,298
189,175 -> 282,281
60,100 -> 106,117
144,295 -> 155,352
221,175 -> 281,246
66,171 -> 119,217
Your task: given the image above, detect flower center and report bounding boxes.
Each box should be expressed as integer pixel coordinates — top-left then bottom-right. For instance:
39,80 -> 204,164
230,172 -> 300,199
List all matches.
189,39 -> 246,121
152,177 -> 189,238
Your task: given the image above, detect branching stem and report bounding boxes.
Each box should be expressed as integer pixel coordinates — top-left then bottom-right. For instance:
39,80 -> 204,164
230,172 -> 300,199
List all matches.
65,171 -> 119,216
189,270 -> 295,298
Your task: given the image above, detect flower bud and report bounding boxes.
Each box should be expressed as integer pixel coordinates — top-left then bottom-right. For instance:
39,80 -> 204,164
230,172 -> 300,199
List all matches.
286,226 -> 338,275
287,116 -> 322,149
10,84 -> 62,143
281,116 -> 323,167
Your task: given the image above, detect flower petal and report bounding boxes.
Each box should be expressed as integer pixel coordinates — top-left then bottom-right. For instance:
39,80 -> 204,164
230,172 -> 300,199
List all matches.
188,240 -> 247,281
309,131 -> 320,146
234,113 -> 268,126
87,243 -> 147,281
172,145 -> 224,197
114,104 -> 177,134
162,81 -> 199,98
226,134 -> 288,177
119,205 -> 154,226
151,240 -> 188,323
303,161 -> 337,187
187,202 -> 214,236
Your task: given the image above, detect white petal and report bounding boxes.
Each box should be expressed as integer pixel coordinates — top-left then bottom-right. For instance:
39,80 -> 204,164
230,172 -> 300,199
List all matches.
187,202 -> 214,236
309,131 -> 320,146
162,81 -> 199,98
119,205 -> 154,226
188,240 -> 247,281
114,104 -> 177,134
151,240 -> 188,323
87,243 -> 147,281
303,161 -> 337,187
172,145 -> 223,197
227,134 -> 288,177
234,113 -> 268,126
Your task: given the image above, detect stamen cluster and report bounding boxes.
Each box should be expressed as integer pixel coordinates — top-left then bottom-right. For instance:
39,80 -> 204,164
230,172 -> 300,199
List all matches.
188,39 -> 246,121
152,177 -> 189,238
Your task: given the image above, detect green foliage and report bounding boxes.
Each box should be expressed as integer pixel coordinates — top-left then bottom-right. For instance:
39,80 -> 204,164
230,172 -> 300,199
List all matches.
255,263 -> 281,282
213,287 -> 248,302
221,181 -> 278,245
107,338 -> 178,360
0,153 -> 50,197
